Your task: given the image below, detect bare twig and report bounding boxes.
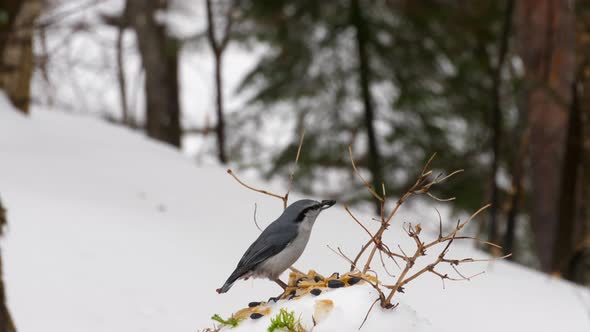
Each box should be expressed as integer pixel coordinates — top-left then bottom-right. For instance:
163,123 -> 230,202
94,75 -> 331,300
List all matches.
435,208 -> 443,239
343,148 -> 510,316
423,204 -> 491,251
253,203 -> 262,232
452,236 -> 503,249
442,253 -> 512,265
427,192 -> 456,202
327,245 -> 359,272
351,241 -> 373,271
226,169 -> 284,201
345,206 -> 379,247
397,245 -> 410,260
205,0 -> 238,55
349,145 -> 384,202
359,299 -> 380,329
285,129 -> 305,208
226,129 -> 306,209
378,249 -> 396,277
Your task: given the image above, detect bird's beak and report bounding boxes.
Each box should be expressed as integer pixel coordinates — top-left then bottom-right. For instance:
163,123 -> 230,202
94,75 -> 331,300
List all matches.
320,200 -> 336,210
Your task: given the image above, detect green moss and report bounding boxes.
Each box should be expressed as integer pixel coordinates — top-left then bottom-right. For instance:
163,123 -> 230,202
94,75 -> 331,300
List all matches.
211,313 -> 243,328
268,309 -> 302,332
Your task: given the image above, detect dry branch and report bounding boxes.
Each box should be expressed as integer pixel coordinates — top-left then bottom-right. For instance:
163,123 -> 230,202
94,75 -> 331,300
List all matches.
284,129 -> 305,208
227,130 -> 305,209
252,203 -> 262,232
348,145 -> 384,202
226,169 -> 285,201
342,148 -> 510,317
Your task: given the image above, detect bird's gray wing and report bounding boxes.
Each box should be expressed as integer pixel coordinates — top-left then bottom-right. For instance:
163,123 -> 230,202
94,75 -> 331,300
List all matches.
228,222 -> 297,280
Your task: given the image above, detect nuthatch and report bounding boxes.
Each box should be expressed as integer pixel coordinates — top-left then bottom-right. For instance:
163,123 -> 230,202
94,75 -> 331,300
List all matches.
217,199 -> 336,293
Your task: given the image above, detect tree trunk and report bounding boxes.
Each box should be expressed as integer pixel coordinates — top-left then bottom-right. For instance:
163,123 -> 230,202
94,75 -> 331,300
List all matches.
0,199 -> 16,332
517,0 -> 576,272
0,0 -> 41,114
504,130 -> 528,257
555,81 -> 582,274
116,24 -> 130,126
351,0 -> 383,210
213,52 -> 227,163
569,120 -> 590,287
568,0 -> 590,285
205,0 -> 232,164
488,0 -> 514,246
127,0 -> 181,147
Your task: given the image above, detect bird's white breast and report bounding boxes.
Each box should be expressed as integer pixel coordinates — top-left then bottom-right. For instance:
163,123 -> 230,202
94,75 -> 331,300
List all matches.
255,213 -> 318,280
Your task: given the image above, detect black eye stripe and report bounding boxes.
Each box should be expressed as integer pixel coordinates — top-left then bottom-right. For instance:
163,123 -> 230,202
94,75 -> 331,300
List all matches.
294,205 -> 320,223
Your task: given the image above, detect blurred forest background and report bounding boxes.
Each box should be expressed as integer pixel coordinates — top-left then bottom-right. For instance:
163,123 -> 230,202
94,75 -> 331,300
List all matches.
1,0 -> 589,295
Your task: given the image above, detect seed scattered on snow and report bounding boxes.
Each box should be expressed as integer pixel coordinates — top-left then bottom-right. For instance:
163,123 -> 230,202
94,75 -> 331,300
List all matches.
224,271 -> 381,326
328,280 -> 345,288
233,305 -> 270,320
347,277 -> 361,285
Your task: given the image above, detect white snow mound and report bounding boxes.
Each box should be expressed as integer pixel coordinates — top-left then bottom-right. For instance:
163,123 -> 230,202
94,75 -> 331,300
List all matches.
0,95 -> 589,332
218,284 -> 437,332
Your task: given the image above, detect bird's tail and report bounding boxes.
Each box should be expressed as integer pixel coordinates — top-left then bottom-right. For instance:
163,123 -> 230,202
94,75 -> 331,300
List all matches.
216,280 -> 234,294
216,270 -> 242,294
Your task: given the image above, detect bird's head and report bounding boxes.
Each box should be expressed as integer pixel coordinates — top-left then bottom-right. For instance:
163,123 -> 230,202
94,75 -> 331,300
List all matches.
284,199 -> 336,225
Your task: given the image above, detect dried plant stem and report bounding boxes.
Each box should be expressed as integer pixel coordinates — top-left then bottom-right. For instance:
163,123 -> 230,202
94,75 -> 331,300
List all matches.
348,145 -> 384,202
227,130 -> 305,209
423,204 -> 491,251
227,169 -> 284,201
342,147 -> 510,313
284,129 -> 305,208
253,203 -> 262,231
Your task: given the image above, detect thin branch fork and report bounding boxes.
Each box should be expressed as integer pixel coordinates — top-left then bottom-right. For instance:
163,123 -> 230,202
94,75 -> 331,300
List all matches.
348,152 -> 463,274
345,205 -> 407,264
384,222 -> 460,303
343,148 -> 510,313
226,169 -> 284,201
284,129 -> 305,208
205,0 -> 238,55
226,130 -> 305,209
348,145 -> 384,202
327,245 -> 359,272
382,209 -> 507,306
423,204 -> 491,251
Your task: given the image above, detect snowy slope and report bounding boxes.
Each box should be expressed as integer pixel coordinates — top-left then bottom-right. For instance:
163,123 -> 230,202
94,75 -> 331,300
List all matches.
1,97 -> 589,332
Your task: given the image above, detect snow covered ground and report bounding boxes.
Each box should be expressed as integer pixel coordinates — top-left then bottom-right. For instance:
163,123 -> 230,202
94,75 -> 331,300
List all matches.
1,97 -> 590,331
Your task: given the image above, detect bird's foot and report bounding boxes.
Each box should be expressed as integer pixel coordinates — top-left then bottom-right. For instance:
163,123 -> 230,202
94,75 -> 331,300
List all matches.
267,289 -> 297,303
274,278 -> 288,290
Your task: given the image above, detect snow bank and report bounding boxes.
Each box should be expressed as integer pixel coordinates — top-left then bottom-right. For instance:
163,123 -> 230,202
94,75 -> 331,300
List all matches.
226,284 -> 436,332
0,98 -> 589,331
